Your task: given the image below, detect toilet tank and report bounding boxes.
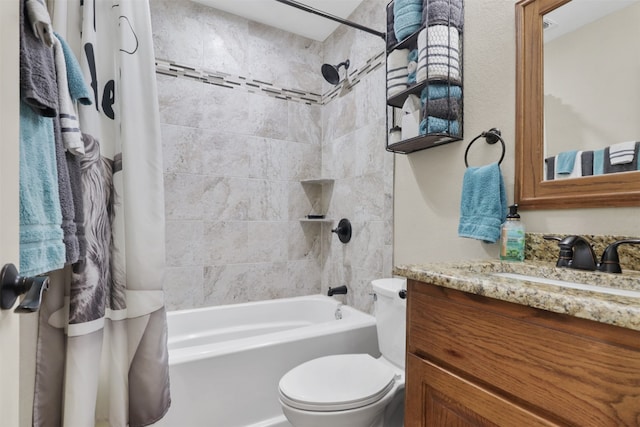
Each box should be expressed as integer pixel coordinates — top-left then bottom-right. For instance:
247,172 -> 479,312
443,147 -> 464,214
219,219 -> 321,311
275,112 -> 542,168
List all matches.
372,278 -> 407,369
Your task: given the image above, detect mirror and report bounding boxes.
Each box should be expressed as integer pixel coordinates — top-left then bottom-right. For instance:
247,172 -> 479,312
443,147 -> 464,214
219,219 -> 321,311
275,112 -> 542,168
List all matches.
515,0 -> 640,209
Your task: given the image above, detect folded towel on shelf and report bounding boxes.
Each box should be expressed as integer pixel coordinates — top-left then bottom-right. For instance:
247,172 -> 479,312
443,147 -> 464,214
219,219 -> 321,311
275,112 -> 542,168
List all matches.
416,27 -> 428,83
407,49 -> 418,83
593,149 -> 604,175
394,0 -> 423,41
581,150 -> 594,176
386,1 -> 398,50
609,141 -> 636,165
419,116 -> 459,135
417,26 -> 461,83
424,98 -> 461,120
55,32 -> 92,105
408,48 -> 419,62
555,150 -> 578,174
407,61 -> 417,84
420,87 -> 460,120
19,0 -> 58,117
545,156 -> 555,180
387,49 -> 410,97
19,101 -> 66,276
554,151 -> 583,180
604,142 -> 640,174
458,162 -> 507,243
425,25 -> 461,82
53,34 -> 84,155
423,83 -> 462,100
423,0 -> 464,31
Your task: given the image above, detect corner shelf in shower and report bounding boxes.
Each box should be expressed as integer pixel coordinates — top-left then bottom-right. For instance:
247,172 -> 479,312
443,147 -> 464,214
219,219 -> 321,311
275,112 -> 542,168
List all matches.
299,178 -> 334,223
300,178 -> 334,185
298,217 -> 335,223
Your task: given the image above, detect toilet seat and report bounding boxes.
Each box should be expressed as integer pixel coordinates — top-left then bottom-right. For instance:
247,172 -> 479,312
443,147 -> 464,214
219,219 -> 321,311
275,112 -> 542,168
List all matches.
278,354 -> 397,412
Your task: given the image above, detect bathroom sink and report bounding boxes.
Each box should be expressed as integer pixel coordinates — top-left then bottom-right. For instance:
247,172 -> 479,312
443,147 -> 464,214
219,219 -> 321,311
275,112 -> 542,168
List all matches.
493,272 -> 640,298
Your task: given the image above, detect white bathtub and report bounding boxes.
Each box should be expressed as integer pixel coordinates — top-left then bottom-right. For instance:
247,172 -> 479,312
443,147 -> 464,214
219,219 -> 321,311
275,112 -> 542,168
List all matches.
155,295 -> 380,427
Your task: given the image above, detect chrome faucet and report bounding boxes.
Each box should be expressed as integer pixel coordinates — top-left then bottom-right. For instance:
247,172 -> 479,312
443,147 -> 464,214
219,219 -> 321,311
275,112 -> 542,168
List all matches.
545,236 -> 640,273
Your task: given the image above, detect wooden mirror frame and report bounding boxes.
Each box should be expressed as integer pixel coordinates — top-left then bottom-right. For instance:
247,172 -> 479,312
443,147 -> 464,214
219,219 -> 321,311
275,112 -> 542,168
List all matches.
515,0 -> 640,209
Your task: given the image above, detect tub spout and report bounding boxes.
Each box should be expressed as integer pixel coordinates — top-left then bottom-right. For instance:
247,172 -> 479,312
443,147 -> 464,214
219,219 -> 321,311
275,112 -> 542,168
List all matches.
327,285 -> 347,296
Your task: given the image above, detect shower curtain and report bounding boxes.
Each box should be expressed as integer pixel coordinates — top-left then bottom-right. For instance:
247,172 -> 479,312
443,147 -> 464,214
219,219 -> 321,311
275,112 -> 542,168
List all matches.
33,0 -> 170,426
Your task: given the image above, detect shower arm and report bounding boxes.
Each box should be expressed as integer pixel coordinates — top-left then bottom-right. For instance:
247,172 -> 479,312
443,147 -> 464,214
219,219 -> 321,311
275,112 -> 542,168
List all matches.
274,0 -> 386,41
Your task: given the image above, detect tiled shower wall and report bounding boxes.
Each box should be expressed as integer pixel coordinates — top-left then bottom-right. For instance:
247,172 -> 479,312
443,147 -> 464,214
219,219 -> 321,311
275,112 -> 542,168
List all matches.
320,0 -> 393,313
151,0 -> 393,313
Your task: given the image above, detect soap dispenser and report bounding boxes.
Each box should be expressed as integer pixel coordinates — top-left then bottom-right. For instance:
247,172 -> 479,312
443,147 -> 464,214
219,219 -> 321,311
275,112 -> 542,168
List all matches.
500,204 -> 525,262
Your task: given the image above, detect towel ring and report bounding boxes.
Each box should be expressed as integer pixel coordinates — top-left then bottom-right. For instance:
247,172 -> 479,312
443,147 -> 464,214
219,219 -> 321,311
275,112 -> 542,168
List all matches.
464,128 -> 506,168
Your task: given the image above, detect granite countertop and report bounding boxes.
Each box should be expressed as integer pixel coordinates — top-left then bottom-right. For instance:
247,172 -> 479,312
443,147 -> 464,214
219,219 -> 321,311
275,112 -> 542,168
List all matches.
394,260 -> 640,331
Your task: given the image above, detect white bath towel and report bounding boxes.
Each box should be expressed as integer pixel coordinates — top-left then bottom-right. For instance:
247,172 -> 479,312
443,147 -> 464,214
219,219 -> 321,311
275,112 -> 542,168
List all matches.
387,48 -> 410,97
609,141 -> 636,165
417,26 -> 460,83
416,28 -> 428,83
554,151 -> 583,180
52,35 -> 85,155
26,0 -> 54,47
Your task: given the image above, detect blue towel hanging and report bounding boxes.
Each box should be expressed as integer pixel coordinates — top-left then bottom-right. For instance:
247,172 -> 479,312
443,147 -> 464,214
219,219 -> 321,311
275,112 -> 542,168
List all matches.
458,162 -> 507,243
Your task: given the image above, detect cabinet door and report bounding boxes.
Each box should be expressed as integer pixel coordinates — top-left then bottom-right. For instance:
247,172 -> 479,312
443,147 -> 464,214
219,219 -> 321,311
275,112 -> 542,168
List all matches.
405,354 -> 557,427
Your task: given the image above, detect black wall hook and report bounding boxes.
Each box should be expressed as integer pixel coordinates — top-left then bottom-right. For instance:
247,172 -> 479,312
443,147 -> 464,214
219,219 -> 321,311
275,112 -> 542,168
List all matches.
331,218 -> 352,243
0,264 -> 49,312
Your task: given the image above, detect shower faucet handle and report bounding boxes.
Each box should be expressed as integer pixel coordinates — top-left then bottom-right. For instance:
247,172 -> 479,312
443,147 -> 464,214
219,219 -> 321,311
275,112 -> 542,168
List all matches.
331,218 -> 352,243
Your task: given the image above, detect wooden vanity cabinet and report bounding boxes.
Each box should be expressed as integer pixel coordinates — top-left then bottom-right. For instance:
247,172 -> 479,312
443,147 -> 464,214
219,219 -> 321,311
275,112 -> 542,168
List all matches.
405,279 -> 640,427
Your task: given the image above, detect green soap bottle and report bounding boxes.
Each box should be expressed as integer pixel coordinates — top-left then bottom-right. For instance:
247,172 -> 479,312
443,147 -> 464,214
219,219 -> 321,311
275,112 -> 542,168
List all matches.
500,204 -> 525,262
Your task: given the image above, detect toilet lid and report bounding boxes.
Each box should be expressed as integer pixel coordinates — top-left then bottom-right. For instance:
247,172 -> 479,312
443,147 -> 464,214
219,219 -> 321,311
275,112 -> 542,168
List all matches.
278,354 -> 397,412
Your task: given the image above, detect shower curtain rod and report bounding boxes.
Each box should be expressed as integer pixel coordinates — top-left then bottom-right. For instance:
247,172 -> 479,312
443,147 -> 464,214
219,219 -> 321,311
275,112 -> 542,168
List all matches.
274,0 -> 386,40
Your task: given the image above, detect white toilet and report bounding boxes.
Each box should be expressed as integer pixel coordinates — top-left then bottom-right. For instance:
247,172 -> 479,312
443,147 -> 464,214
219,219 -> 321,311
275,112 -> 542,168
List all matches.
278,278 -> 407,427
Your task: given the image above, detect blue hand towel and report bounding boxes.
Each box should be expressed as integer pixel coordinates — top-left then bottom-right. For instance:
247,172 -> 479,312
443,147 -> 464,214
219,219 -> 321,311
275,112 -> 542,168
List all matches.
394,0 -> 423,41
556,150 -> 578,174
54,32 -> 93,105
593,149 -> 604,175
19,101 -> 66,276
458,162 -> 507,244
419,116 -> 460,135
423,84 -> 462,100
407,49 -> 419,63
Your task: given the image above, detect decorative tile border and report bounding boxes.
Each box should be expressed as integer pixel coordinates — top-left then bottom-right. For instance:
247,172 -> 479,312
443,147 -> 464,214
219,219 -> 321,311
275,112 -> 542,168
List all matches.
155,50 -> 385,106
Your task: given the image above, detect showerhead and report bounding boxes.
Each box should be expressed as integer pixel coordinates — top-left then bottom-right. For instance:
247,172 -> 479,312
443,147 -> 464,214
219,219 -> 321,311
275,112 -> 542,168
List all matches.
321,59 -> 350,85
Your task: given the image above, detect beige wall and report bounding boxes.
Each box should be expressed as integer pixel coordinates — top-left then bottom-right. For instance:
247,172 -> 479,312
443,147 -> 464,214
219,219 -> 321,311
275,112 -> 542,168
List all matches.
393,0 -> 640,266
0,1 -> 21,426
